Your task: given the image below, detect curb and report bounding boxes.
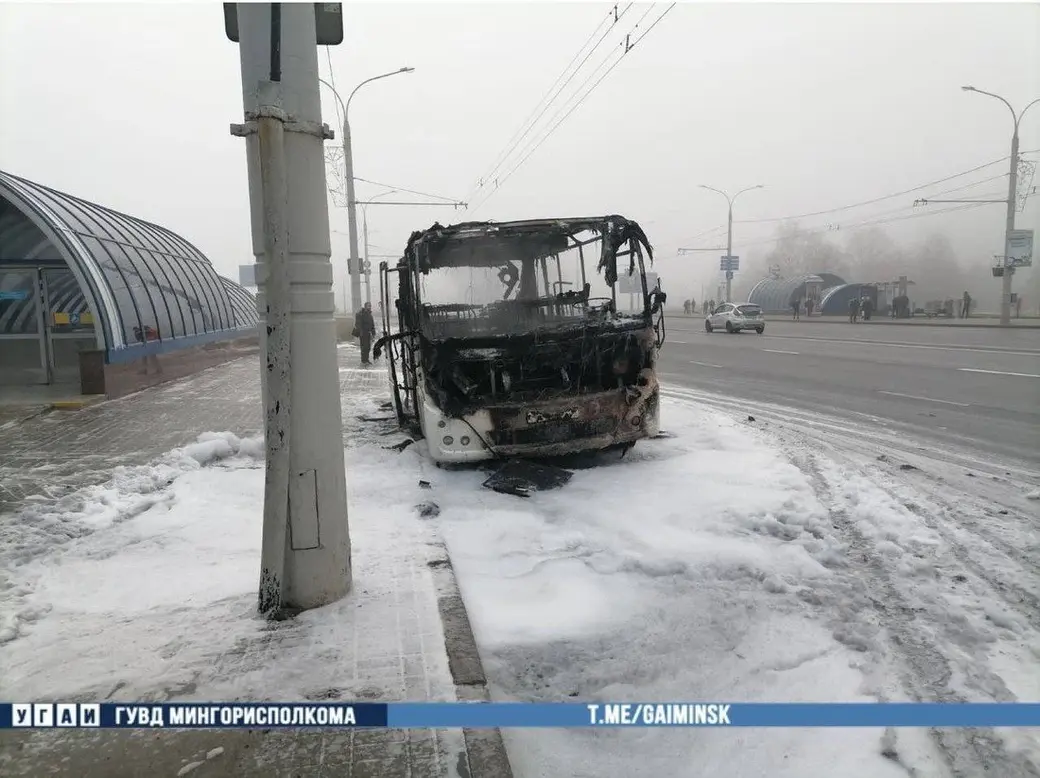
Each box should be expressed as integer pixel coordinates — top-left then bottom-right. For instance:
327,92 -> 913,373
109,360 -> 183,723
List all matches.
427,548 -> 514,778
50,395 -> 107,411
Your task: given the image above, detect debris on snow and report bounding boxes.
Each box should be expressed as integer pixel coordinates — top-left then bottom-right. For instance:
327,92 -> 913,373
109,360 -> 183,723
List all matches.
416,501 -> 441,518
482,459 -> 573,497
206,747 -> 224,761
1026,489 -> 1040,501
176,762 -> 204,777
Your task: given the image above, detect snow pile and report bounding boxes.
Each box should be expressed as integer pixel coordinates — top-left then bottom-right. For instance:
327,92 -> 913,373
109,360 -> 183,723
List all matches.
0,432 -> 262,646
0,413 -> 454,708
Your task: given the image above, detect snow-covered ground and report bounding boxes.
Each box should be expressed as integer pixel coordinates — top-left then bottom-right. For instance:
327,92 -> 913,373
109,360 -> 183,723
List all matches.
2,363 -> 1038,777
0,400 -> 458,709
426,390 -> 1040,777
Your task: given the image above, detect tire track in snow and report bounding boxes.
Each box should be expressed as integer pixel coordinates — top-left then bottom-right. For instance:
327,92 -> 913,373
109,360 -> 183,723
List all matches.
663,387 -> 1040,594
663,390 -> 1040,777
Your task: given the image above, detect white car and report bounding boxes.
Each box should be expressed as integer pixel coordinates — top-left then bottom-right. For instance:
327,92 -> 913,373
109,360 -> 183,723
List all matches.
705,303 -> 765,334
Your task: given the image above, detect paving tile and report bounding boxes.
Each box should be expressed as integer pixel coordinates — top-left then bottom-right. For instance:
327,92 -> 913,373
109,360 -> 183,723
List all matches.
0,346 -> 471,777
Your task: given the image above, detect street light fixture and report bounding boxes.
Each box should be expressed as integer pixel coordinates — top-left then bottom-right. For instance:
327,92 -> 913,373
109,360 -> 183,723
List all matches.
699,184 -> 764,302
960,85 -> 1040,325
319,67 -> 415,314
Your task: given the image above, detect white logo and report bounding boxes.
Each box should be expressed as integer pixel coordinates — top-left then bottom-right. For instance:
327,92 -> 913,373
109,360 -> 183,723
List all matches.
33,704 -> 54,727
56,704 -> 78,727
78,704 -> 101,727
12,704 -> 31,727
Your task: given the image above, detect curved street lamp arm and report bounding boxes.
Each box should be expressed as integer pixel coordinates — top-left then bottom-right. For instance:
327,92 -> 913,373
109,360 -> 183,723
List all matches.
346,68 -> 414,115
964,86 -> 1017,128
698,184 -> 731,205
731,184 -> 764,206
317,78 -> 346,119
1018,97 -> 1040,131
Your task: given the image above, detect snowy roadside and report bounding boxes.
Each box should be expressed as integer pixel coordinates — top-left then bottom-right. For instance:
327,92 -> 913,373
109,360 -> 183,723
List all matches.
425,393 -> 1040,777
0,379 -> 458,713
3,357 -> 1038,777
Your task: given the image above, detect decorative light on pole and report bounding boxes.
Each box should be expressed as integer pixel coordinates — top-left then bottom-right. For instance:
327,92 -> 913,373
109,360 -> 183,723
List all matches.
319,67 -> 415,314
961,85 -> 1040,326
699,184 -> 764,302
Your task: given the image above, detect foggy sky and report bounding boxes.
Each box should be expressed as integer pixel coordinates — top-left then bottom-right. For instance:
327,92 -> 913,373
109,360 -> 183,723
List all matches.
1,2 -> 1037,308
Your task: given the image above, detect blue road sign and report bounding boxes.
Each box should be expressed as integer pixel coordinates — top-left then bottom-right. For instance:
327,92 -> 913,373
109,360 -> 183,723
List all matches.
0,290 -> 30,301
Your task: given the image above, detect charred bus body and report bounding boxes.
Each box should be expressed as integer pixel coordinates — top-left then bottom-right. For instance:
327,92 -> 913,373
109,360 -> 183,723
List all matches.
375,216 -> 667,464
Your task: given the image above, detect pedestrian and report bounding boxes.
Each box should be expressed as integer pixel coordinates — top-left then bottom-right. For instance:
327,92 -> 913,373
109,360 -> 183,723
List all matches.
690,298 -> 697,315
962,291 -> 972,319
791,298 -> 801,320
353,302 -> 377,365
848,296 -> 860,323
707,299 -> 715,315
861,296 -> 874,321
683,299 -> 690,315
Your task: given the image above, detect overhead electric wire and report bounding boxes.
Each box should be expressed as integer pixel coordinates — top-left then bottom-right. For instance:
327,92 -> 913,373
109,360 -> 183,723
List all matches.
736,199 -> 1003,251
469,3 -> 676,214
353,176 -> 462,203
324,47 -> 343,130
733,155 -> 1011,224
676,171 -> 1011,255
464,4 -> 632,203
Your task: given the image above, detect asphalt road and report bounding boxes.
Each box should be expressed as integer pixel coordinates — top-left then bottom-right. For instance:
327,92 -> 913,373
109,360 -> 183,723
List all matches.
657,318 -> 1040,467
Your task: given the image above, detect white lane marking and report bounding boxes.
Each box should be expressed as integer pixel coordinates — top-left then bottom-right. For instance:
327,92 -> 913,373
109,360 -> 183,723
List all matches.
959,368 -> 1040,378
877,390 -> 970,407
690,360 -> 722,368
758,335 -> 1040,357
761,349 -> 799,355
669,340 -> 689,344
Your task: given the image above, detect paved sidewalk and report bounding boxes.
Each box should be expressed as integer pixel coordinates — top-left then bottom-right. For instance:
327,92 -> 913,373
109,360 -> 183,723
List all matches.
0,346 -> 511,778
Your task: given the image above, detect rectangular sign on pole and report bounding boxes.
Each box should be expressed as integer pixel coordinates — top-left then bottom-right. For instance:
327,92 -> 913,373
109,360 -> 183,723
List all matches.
617,272 -> 657,294
238,264 -> 257,287
1007,229 -> 1033,268
719,256 -> 739,272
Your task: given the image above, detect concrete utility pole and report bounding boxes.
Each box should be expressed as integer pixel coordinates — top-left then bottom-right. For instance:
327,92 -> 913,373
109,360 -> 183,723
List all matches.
319,68 -> 414,315
700,184 -> 764,302
232,3 -> 351,614
962,86 -> 1040,326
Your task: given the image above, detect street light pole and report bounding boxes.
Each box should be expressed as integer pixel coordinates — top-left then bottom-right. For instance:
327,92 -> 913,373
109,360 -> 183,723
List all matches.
700,184 -> 764,302
233,3 -> 351,613
319,68 -> 414,315
358,188 -> 399,306
962,86 -> 1040,326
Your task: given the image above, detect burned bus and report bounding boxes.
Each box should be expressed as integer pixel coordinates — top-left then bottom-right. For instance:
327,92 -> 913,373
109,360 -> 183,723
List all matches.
374,216 -> 666,464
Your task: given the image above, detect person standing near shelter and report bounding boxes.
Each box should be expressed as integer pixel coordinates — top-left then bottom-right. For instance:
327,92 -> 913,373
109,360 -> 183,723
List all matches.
861,296 -> 874,321
791,298 -> 801,320
354,302 -> 377,365
962,291 -> 972,318
848,297 -> 860,323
